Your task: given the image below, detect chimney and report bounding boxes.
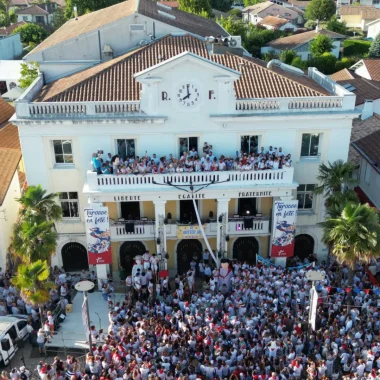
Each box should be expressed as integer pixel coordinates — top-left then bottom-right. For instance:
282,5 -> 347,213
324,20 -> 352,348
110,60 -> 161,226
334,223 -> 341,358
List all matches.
362,99 -> 374,120
74,6 -> 78,20
102,44 -> 114,61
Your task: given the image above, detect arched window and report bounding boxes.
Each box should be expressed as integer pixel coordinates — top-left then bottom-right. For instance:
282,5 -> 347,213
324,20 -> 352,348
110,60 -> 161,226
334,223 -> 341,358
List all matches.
232,237 -> 259,265
62,242 -> 89,272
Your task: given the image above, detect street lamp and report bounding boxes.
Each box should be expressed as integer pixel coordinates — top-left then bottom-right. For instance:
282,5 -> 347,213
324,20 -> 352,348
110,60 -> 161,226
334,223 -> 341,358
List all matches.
75,280 -> 95,352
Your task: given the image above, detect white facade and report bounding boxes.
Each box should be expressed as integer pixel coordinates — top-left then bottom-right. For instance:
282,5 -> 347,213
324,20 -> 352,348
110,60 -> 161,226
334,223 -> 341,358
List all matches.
0,171 -> 21,270
367,19 -> 380,38
13,47 -> 359,276
261,21 -> 298,31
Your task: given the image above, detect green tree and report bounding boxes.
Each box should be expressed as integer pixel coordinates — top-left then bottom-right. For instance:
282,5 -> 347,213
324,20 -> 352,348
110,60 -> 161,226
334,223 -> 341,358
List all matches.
52,6 -> 67,30
320,203 -> 380,289
17,185 -> 62,222
369,33 -> 380,58
12,23 -> 49,44
309,52 -> 337,74
178,0 -> 212,17
218,16 -> 247,37
327,15 -> 347,35
304,0 -> 336,21
64,0 -> 123,19
228,8 -> 242,18
309,34 -> 334,56
19,62 -> 39,90
12,260 -> 55,327
291,56 -> 307,70
304,19 -> 317,30
280,49 -> 297,64
314,160 -> 356,198
12,218 -> 58,263
211,0 -> 232,12
243,0 -> 264,6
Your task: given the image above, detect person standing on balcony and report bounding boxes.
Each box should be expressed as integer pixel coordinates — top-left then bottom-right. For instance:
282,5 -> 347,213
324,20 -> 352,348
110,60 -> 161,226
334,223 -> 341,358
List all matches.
142,251 -> 151,272
92,153 -> 102,175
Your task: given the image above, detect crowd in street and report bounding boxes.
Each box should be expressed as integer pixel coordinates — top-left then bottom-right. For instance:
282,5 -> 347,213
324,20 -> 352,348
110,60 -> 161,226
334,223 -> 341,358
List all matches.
91,143 -> 292,175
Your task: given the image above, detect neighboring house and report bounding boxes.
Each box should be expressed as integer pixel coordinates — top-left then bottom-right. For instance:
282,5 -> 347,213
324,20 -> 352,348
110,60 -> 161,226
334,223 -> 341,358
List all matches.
367,18 -> 380,38
352,128 -> 380,210
350,59 -> 380,81
0,35 -> 23,60
243,1 -> 303,25
336,0 -> 351,8
24,0 -> 230,82
359,0 -> 380,8
0,99 -> 24,270
0,21 -> 28,39
261,29 -> 346,60
9,0 -> 65,11
16,4 -> 57,25
12,32 -> 358,276
0,60 -> 22,96
259,15 -> 297,31
330,68 -> 380,115
339,6 -> 380,31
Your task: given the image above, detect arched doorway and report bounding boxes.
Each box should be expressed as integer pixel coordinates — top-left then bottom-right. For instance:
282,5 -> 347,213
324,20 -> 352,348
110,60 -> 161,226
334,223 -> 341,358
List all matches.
120,241 -> 146,274
62,242 -> 89,272
294,234 -> 315,260
233,237 -> 258,265
177,239 -> 202,275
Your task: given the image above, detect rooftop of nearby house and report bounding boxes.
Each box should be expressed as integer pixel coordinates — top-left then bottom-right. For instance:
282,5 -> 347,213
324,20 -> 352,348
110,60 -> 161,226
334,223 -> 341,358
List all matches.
27,0 -> 228,56
33,34 -> 329,103
351,59 -> 380,81
330,68 -> 380,106
259,15 -> 293,27
352,127 -> 380,173
266,29 -> 346,50
0,21 -> 28,37
0,99 -> 22,206
243,1 -> 300,20
286,0 -> 310,8
16,4 -> 55,15
340,5 -> 380,18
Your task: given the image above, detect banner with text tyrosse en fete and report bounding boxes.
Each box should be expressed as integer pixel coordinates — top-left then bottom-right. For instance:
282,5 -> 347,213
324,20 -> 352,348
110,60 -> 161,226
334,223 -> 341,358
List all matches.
177,225 -> 205,239
271,200 -> 298,258
84,207 -> 112,265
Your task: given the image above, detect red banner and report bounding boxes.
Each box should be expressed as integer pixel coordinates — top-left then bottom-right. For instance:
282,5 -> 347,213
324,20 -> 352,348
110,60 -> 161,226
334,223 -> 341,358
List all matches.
271,200 -> 298,258
84,207 -> 112,265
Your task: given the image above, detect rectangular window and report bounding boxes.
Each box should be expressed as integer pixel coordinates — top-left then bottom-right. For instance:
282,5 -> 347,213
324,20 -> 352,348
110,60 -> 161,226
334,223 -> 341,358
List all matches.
241,135 -> 259,154
53,140 -> 73,164
297,184 -> 315,210
301,133 -> 320,157
364,162 -> 371,184
179,137 -> 198,157
117,139 -> 136,158
22,16 -> 28,21
59,192 -> 79,218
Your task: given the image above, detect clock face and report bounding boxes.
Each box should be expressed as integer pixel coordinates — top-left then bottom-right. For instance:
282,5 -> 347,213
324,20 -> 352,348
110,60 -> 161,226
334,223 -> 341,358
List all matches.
176,83 -> 200,108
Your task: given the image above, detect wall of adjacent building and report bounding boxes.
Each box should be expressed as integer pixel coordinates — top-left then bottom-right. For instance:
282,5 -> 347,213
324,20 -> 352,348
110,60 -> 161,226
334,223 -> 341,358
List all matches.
0,34 -> 22,60
358,157 -> 380,209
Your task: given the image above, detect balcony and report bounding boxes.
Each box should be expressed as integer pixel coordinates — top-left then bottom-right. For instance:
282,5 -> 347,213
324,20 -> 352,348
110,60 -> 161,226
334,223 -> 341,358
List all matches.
86,168 -> 294,193
110,216 -> 270,241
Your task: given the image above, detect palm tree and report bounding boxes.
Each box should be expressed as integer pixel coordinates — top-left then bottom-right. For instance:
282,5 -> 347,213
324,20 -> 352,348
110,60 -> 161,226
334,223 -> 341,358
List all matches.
325,189 -> 359,218
12,217 -> 58,263
12,260 -> 54,328
320,203 -> 380,297
314,160 -> 356,198
17,185 -> 62,222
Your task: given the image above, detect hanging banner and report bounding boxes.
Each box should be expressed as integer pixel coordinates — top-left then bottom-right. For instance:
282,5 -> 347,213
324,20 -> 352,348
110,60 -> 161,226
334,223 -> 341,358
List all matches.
177,225 -> 205,239
84,206 -> 112,265
271,200 -> 298,258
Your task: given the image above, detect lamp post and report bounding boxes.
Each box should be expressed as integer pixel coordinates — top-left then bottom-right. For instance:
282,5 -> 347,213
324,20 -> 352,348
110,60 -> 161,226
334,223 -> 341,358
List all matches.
75,280 -> 95,352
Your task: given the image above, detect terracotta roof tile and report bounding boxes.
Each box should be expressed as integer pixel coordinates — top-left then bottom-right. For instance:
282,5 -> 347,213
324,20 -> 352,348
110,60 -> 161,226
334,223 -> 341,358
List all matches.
0,21 -> 28,36
34,34 -> 327,103
267,29 -> 345,50
350,114 -> 380,165
16,5 -> 49,15
362,59 -> 380,81
0,123 -> 22,206
0,98 -> 15,125
330,68 -> 354,81
340,5 -> 380,18
157,1 -> 179,8
352,127 -> 380,169
244,1 -> 299,21
330,71 -> 380,106
10,0 -> 29,6
259,15 -> 292,28
287,0 -> 309,7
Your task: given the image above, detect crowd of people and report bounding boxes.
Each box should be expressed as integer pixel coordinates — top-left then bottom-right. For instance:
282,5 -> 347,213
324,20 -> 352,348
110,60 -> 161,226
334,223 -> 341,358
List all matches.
91,143 -> 292,176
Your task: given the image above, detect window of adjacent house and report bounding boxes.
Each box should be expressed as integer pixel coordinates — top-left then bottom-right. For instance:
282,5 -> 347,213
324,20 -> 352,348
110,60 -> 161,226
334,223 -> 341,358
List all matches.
117,139 -> 136,158
53,140 -> 73,164
297,184 -> 315,210
35,15 -> 44,23
241,135 -> 259,154
22,16 -> 28,21
301,133 -> 320,157
364,162 -> 371,184
59,192 -> 79,218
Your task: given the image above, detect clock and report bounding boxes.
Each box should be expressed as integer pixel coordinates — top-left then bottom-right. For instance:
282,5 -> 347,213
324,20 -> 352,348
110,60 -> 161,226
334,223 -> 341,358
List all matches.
176,83 -> 200,107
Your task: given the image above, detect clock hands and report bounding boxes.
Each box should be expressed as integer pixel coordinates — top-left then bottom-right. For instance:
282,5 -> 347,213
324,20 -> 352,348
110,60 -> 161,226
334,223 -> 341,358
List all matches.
182,84 -> 191,100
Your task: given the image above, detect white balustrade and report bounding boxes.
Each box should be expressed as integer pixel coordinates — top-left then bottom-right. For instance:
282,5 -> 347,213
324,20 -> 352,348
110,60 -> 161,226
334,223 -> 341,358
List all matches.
87,167 -> 294,191
229,219 -> 270,235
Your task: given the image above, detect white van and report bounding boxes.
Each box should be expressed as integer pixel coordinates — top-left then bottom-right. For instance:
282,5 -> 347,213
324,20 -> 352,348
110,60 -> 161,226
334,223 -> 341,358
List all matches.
0,316 -> 29,365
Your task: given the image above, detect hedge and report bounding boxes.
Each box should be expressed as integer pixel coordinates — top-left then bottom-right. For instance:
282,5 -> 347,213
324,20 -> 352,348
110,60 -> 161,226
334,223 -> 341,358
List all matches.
343,39 -> 371,56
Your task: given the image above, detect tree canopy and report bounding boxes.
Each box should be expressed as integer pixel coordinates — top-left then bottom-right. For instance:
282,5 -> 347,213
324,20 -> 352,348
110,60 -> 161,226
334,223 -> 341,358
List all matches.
178,0 -> 212,17
369,33 -> 380,58
64,0 -> 124,19
327,15 -> 347,35
211,0 -> 232,12
19,62 -> 39,90
304,0 -> 336,21
309,34 -> 334,56
12,23 -> 49,44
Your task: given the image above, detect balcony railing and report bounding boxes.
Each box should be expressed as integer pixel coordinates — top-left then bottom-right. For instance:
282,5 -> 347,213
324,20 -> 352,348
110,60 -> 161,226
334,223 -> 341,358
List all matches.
87,168 -> 294,192
110,217 -> 270,240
